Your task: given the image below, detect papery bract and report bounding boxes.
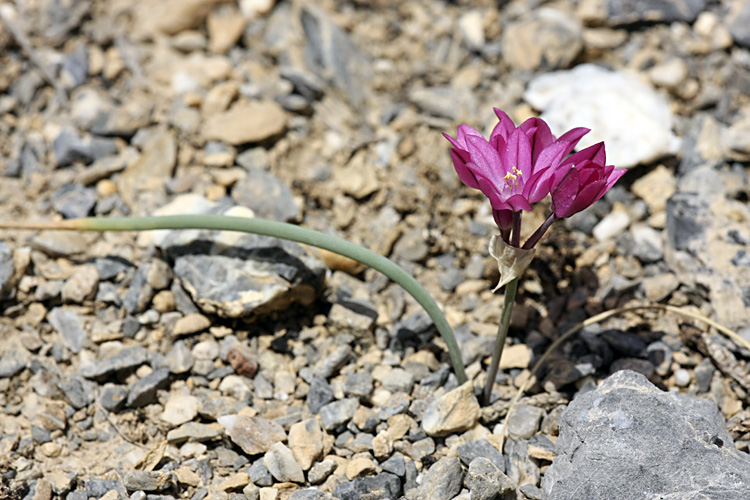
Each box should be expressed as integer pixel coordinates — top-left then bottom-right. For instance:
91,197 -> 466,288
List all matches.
444,109 -> 588,229
550,142 -> 627,219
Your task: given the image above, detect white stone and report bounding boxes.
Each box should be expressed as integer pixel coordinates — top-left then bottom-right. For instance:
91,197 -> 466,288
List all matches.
219,375 -> 252,401
674,369 -> 692,388
161,393 -> 199,426
458,11 -> 485,51
525,64 -> 681,168
593,209 -> 631,242
192,340 -> 220,361
239,0 -> 275,19
136,194 -> 218,248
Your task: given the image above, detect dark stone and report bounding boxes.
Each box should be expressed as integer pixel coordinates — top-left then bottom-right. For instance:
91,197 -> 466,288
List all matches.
231,168 -> 299,222
122,316 -> 140,338
42,0 -> 91,45
731,250 -> 750,267
728,1 -> 750,48
288,489 -> 332,500
610,358 -> 655,378
600,329 -> 647,357
543,370 -> 750,500
11,71 -> 44,107
61,44 -> 89,89
84,478 -> 127,498
123,264 -> 155,315
47,307 -> 86,354
127,368 -> 170,407
694,358 -> 715,393
343,372 -> 373,400
419,367 -> 449,390
280,67 -> 325,101
67,491 -> 87,500
0,242 -> 15,296
123,471 -> 175,492
190,489 -> 208,500
98,383 -> 128,412
457,439 -> 506,471
53,130 -> 117,167
380,453 -> 406,477
52,183 -> 97,219
519,483 -> 543,500
248,459 -> 273,487
308,377 -> 334,414
467,457 -> 516,500
16,135 -> 46,178
319,398 -> 359,431
332,473 -> 401,500
391,311 -> 435,350
410,457 -> 463,500
94,256 -> 133,281
666,193 -> 710,252
31,426 -> 52,444
58,376 -> 92,409
604,0 -> 706,25
80,346 -> 149,380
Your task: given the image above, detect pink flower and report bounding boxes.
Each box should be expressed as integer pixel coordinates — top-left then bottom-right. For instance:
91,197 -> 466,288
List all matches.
550,142 -> 627,219
444,109 -> 588,229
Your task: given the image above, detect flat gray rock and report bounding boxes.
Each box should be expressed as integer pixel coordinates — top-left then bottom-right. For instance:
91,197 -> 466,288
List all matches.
231,168 -> 300,222
146,212 -> 326,319
604,0 -> 706,25
543,370 -> 750,500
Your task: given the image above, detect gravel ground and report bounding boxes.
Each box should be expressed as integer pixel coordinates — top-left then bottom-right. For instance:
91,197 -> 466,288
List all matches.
1,0 -> 750,499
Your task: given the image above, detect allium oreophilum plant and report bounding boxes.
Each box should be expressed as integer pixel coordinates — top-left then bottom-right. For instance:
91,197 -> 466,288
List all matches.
0,107 -> 624,406
444,108 -> 626,404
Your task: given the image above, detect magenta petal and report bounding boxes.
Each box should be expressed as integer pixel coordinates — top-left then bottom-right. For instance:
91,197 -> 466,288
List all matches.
556,127 -> 589,152
590,167 -> 627,204
455,125 -> 484,148
465,135 -> 504,183
577,162 -> 600,186
551,168 -> 581,218
503,128 -> 533,179
442,132 -> 462,150
533,141 -> 569,174
493,209 -> 513,230
605,167 -> 627,190
491,108 -> 516,141
521,118 -> 555,164
563,143 -> 605,168
505,194 -> 533,212
476,176 -> 509,208
524,167 -> 555,204
451,150 -> 481,189
565,180 -> 606,216
550,161 -> 576,192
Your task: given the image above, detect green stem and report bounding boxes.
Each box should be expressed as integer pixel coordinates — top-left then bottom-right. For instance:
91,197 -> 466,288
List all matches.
76,215 -> 467,383
483,276 -> 519,405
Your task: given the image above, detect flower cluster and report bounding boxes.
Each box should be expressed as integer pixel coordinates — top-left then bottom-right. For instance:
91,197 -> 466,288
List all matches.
444,109 -> 626,249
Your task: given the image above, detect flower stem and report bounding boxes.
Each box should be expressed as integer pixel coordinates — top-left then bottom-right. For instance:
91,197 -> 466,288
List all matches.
483,276 -> 519,405
511,212 -> 521,247
522,213 -> 556,250
2,215 -> 468,383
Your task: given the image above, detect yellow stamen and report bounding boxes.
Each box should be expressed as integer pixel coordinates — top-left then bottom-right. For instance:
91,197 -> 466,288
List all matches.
504,166 -> 523,189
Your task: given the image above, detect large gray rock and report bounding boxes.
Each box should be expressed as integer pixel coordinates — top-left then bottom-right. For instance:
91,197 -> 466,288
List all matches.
138,195 -> 326,319
172,233 -> 326,318
543,370 -> 750,500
